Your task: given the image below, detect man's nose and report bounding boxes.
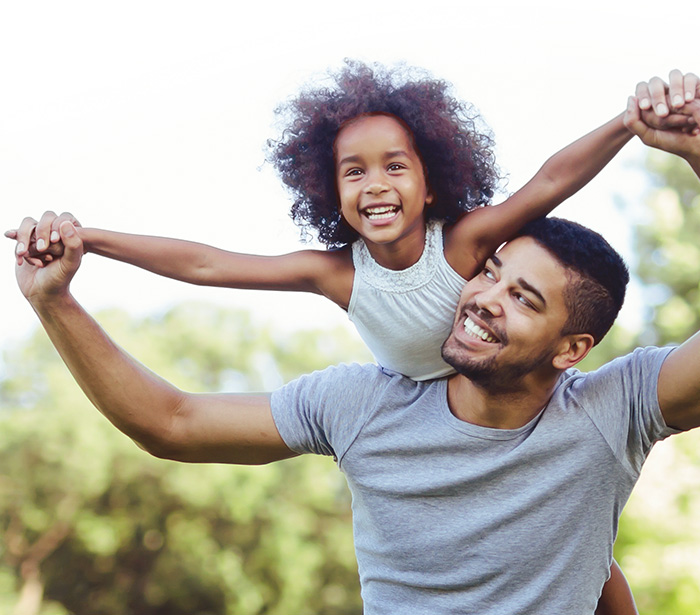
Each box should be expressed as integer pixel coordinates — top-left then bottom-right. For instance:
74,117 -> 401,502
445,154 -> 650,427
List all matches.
474,284 -> 505,318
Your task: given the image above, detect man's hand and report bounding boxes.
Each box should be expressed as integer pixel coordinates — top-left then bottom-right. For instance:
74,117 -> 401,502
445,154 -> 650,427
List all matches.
7,215 -> 84,305
636,69 -> 700,121
5,210 -> 80,265
624,71 -> 700,175
625,95 -> 700,171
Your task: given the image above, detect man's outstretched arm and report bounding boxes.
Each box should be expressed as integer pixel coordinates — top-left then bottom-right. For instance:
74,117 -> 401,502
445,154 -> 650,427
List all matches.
11,217 -> 296,465
625,80 -> 700,431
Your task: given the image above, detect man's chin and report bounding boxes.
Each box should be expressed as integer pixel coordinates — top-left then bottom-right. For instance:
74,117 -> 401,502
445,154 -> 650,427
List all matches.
441,341 -> 498,384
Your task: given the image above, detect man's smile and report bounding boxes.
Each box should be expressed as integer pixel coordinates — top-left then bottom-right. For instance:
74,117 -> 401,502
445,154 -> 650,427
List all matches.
463,315 -> 499,344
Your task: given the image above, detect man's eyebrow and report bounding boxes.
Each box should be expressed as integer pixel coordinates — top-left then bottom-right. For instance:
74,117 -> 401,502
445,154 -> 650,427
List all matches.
518,278 -> 546,307
488,254 -> 546,307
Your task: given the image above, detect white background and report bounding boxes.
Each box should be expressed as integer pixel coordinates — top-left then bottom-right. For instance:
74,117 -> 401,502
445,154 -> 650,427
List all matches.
2,0 -> 698,351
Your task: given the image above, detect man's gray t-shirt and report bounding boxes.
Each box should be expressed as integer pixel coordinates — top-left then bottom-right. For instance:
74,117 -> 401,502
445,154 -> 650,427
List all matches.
270,346 -> 677,614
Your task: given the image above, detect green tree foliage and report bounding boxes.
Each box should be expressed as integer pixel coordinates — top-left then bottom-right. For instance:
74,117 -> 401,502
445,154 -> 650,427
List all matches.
0,304 -> 371,615
601,152 -> 700,615
4,155 -> 700,614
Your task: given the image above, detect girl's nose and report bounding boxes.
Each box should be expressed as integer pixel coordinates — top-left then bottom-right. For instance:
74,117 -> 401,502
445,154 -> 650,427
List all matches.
364,171 -> 390,195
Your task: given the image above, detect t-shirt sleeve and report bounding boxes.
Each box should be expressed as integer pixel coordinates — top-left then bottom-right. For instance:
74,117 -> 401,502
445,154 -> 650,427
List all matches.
270,362 -> 386,460
568,345 -> 679,476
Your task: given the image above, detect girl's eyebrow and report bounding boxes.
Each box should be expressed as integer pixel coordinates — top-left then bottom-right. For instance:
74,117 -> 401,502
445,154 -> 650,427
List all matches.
383,149 -> 411,159
337,154 -> 362,167
337,150 -> 411,167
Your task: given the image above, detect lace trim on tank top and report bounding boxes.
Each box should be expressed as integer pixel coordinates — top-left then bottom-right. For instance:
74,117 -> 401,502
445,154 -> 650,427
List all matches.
351,220 -> 444,293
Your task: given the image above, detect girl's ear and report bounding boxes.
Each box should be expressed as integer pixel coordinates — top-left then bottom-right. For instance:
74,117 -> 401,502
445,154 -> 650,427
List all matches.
551,334 -> 595,370
426,191 -> 435,207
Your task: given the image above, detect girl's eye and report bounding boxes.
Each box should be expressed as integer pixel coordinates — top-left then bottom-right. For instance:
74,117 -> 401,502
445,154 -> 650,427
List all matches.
345,168 -> 363,177
387,163 -> 404,171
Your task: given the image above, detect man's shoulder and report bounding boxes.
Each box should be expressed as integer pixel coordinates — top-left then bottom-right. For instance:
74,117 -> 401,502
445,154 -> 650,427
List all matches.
275,362 -> 437,413
280,362 -> 410,394
556,345 -> 676,404
562,346 -> 675,383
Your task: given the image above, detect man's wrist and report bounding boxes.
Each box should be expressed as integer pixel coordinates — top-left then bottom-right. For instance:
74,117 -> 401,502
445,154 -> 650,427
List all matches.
28,287 -> 76,318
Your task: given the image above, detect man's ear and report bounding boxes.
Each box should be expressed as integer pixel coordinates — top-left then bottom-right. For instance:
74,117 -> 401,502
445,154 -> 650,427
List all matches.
552,334 -> 595,370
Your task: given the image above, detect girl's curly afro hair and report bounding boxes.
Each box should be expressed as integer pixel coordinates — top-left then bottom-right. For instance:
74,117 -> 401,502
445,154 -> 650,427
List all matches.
267,60 -> 501,248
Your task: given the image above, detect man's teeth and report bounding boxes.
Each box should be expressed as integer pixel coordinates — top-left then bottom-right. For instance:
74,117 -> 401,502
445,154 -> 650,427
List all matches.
365,206 -> 399,220
464,317 -> 497,343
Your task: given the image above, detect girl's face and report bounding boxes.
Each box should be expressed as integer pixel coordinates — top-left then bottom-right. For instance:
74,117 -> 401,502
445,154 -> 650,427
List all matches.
334,114 -> 433,266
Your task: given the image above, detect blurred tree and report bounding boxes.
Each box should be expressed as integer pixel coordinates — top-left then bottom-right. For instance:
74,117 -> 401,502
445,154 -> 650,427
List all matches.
4,151 -> 700,614
600,151 -> 700,615
0,305 -> 371,615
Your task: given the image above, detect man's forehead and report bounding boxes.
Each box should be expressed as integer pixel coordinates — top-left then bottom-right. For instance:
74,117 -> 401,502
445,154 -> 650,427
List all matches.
492,237 -> 568,296
496,236 -> 557,264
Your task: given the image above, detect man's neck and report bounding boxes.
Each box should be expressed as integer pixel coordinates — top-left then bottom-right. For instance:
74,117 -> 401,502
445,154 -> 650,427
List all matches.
446,372 -> 560,430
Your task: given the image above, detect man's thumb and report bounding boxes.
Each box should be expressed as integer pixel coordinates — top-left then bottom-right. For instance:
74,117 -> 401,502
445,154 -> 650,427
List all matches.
58,221 -> 83,263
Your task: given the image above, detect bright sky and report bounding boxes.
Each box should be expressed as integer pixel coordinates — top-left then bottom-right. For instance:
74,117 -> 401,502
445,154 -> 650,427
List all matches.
2,0 -> 698,352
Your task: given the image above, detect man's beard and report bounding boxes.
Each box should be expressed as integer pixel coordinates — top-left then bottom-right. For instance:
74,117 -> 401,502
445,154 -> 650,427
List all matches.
441,305 -> 555,392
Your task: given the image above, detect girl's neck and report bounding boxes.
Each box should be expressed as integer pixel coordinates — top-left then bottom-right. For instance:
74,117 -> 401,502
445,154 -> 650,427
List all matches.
362,223 -> 427,271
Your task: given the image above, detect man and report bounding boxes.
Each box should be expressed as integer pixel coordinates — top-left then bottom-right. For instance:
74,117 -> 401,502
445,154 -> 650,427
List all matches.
8,82 -> 700,613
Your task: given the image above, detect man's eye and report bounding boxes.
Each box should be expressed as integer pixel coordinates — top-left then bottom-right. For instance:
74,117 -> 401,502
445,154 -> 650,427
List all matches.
482,268 -> 496,280
515,293 -> 533,308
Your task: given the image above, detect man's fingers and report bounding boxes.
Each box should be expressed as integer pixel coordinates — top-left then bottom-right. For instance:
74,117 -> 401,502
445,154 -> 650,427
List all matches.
50,212 -> 81,242
683,72 -> 699,102
34,211 -> 59,253
12,216 -> 39,265
58,220 -> 83,268
636,81 -> 652,110
647,76 -> 670,117
669,69 -> 685,109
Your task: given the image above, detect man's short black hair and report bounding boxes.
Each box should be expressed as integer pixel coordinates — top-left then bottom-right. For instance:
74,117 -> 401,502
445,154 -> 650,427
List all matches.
516,217 -> 630,345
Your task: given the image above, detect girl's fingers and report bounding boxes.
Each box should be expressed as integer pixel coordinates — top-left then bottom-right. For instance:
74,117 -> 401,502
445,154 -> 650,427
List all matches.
14,217 -> 39,257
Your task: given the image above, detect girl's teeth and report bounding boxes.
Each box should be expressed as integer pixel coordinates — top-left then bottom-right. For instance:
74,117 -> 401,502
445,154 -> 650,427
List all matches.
365,206 -> 398,219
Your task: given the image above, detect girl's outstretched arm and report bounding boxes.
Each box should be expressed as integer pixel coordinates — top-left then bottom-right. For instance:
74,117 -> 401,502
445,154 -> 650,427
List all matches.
444,73 -> 697,280
12,212 -> 354,309
444,112 -> 633,279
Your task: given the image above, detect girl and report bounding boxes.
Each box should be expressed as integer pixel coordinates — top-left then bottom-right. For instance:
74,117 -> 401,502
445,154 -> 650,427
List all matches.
21,62 -> 641,381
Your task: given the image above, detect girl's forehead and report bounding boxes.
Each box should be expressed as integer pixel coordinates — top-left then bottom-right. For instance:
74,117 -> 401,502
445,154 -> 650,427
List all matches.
334,114 -> 419,157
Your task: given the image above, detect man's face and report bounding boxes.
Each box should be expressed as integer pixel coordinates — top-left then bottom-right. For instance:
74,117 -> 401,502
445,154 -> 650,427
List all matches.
441,237 -> 571,390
